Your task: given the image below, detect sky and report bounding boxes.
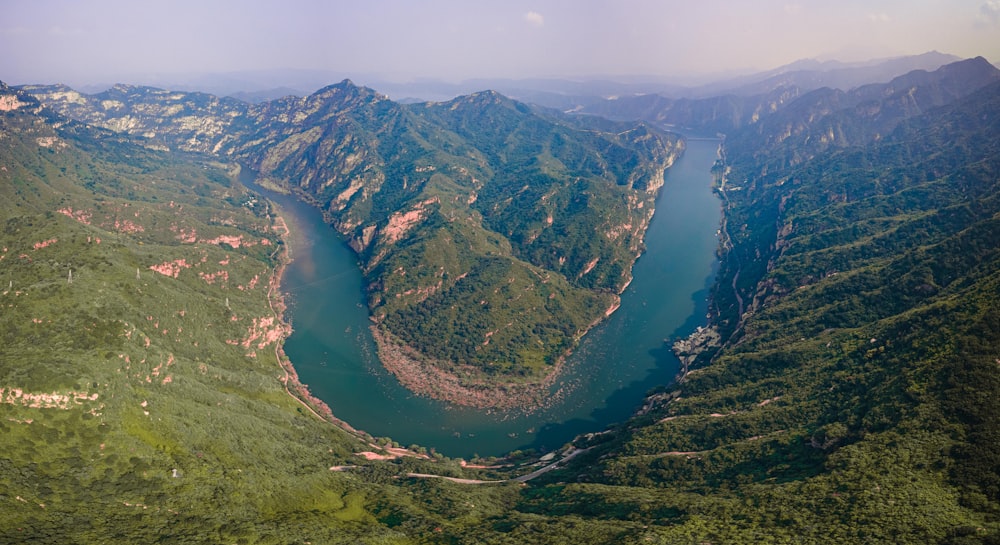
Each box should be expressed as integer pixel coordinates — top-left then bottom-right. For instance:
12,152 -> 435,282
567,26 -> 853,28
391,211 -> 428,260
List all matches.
2,0 -> 999,88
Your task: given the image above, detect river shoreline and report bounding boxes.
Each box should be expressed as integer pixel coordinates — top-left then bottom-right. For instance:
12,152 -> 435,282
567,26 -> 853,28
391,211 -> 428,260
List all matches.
357,153 -> 677,411
245,135 -> 721,457
371,325 -> 566,412
247,152 -> 673,413
261,199 -> 372,441
370,286 -> 630,411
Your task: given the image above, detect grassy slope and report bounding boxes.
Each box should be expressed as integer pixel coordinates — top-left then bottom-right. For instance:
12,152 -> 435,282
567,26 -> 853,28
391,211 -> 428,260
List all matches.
0,95 -> 419,543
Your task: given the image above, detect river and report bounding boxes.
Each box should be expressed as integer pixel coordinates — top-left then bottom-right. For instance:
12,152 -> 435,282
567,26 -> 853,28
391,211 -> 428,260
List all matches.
242,136 -> 722,458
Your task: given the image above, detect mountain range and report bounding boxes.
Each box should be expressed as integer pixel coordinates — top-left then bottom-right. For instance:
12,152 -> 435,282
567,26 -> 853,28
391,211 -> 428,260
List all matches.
2,54 -> 1000,543
21,78 -> 681,408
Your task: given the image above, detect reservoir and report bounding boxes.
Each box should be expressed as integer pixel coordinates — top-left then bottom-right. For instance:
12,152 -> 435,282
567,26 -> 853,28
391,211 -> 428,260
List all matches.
244,136 -> 722,458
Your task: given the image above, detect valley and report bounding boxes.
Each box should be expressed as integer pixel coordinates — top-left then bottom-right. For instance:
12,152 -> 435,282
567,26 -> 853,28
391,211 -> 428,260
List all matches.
25,81 -> 683,405
3,54 -> 1000,543
246,135 -> 721,458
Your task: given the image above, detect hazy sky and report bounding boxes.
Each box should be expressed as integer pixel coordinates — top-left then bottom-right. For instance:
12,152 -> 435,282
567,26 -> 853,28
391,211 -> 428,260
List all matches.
3,0 -> 999,87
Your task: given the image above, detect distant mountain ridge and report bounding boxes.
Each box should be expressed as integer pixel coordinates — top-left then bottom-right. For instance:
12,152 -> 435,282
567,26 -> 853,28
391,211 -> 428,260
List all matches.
723,56 -> 1000,172
577,55 -> 999,134
42,51 -> 962,110
686,50 -> 962,98
404,51 -> 963,112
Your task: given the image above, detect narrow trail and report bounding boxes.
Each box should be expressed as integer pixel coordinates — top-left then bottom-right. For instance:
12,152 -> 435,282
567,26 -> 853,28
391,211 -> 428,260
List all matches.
406,473 -> 507,485
714,146 -> 745,331
402,447 -> 593,485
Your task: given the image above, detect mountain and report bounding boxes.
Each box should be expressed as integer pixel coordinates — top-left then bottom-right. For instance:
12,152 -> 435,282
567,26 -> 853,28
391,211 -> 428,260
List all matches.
723,57 -> 1000,175
576,52 -> 975,134
4,56 -> 1000,543
579,85 -> 804,133
354,53 -> 960,109
23,79 -> 681,408
0,80 -> 408,542
690,50 -> 962,98
507,60 -> 1000,543
241,84 -> 681,408
226,86 -> 310,104
21,83 -> 248,154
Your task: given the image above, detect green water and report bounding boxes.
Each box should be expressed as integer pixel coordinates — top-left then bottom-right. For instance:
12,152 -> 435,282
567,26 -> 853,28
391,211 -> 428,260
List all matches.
244,137 -> 722,458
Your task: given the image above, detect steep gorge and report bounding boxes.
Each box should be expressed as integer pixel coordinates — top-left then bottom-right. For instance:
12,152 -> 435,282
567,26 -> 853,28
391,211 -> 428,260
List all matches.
25,80 -> 682,406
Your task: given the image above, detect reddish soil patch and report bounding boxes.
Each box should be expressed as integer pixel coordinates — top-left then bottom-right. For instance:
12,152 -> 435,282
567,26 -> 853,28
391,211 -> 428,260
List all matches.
370,326 -> 566,412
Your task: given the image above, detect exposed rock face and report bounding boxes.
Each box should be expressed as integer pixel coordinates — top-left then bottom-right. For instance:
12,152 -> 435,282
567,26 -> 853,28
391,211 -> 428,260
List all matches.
0,81 -> 44,115
0,93 -> 29,111
22,83 -> 248,153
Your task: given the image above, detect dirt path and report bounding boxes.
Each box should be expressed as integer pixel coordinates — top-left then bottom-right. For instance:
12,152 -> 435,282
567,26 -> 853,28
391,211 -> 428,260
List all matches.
401,447 -> 593,485
715,156 -> 745,331
405,473 -> 507,485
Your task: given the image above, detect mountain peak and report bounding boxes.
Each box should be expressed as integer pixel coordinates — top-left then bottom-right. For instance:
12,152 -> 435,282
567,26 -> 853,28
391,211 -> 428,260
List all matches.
442,89 -> 524,113
311,79 -> 387,105
945,55 -> 999,74
883,56 -> 1000,93
467,89 -> 507,102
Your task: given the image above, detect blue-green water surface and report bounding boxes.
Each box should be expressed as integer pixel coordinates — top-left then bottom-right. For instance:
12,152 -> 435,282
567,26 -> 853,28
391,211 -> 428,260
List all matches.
244,137 -> 722,458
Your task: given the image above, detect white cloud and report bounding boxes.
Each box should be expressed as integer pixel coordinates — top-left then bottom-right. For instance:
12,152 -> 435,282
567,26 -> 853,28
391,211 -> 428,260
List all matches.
524,11 -> 544,27
867,12 -> 890,23
978,0 -> 1000,24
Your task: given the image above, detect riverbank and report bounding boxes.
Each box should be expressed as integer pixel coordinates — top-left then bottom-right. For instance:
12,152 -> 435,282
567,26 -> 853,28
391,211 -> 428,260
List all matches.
371,326 -> 568,412
262,206 -> 371,440
671,325 -> 721,378
370,289 -> 632,411
369,293 -> 631,410
246,136 -> 722,457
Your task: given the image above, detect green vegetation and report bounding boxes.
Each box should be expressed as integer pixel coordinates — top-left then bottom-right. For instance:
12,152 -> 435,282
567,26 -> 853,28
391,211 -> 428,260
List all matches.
0,85 -> 401,543
242,86 -> 680,383
5,60 -> 1000,543
26,81 -> 682,389
512,70 -> 1000,544
0,82 -> 673,543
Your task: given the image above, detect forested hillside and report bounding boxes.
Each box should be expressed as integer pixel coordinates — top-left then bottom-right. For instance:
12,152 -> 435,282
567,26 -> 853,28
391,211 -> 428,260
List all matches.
3,57 -> 1000,544
506,61 -> 1000,544
233,84 -> 681,404
0,82 -> 406,542
23,81 -> 682,407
